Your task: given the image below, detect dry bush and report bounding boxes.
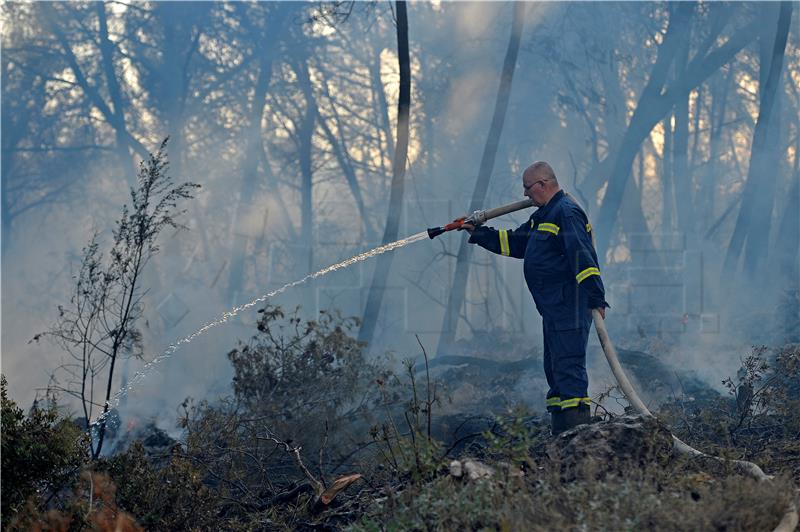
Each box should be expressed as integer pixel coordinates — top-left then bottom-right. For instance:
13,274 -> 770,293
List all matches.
367,354 -> 443,485
168,306 -> 387,527
659,344 -> 800,480
95,443 -> 222,530
226,305 -> 382,444
352,449 -> 794,531
7,472 -> 142,532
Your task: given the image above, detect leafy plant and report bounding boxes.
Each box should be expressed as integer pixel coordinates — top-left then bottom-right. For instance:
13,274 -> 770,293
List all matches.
660,344 -> 800,469
1,375 -> 88,525
96,443 -> 220,530
483,406 -> 545,470
228,305 -> 374,425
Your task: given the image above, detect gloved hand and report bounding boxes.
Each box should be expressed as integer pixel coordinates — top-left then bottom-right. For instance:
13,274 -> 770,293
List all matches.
459,223 -> 476,233
465,225 -> 491,244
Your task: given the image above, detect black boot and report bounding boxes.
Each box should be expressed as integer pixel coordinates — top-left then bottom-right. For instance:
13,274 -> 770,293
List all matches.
551,404 -> 590,436
551,410 -> 566,435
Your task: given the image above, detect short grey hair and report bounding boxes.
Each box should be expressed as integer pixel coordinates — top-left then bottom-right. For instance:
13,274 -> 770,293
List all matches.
526,161 -> 558,184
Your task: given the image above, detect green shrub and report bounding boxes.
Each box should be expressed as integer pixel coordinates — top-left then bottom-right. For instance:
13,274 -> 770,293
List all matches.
94,443 -> 222,531
1,375 -> 88,525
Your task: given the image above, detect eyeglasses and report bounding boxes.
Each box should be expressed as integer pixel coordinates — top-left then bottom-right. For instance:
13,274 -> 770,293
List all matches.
523,179 -> 548,192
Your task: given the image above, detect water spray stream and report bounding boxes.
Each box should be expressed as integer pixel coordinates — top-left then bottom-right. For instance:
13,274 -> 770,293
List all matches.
97,231 -> 430,424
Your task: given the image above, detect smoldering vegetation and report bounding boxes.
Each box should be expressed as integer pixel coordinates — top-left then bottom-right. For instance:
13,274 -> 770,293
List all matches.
4,315 -> 800,530
2,1 -> 799,530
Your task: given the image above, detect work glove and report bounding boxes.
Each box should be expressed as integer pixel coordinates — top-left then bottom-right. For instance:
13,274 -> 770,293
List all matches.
467,226 -> 491,244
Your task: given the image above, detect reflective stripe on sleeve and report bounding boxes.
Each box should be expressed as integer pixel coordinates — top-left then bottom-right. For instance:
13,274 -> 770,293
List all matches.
537,223 -> 560,235
586,223 -> 592,233
499,229 -> 510,256
576,266 -> 601,283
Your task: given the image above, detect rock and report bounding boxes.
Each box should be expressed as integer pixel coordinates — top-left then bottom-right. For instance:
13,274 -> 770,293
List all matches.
463,459 -> 495,480
449,459 -> 495,480
547,414 -> 673,481
449,460 -> 463,478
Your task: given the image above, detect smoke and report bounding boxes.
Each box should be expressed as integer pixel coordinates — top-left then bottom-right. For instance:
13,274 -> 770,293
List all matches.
2,1 -> 798,439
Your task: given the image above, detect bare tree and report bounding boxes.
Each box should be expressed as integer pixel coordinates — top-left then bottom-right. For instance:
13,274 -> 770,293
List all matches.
435,2 -> 526,356
227,4 -> 295,303
672,36 -> 694,239
315,65 -> 379,242
295,52 -> 319,277
723,2 -> 793,276
38,140 -> 199,458
588,4 -> 758,258
41,2 -> 149,185
698,67 -> 735,231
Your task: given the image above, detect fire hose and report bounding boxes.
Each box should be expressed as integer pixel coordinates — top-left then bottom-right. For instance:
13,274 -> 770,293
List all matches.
433,199 -> 799,531
427,198 -> 534,239
593,311 -> 798,531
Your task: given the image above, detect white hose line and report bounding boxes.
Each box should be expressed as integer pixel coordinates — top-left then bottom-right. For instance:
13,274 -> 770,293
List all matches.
591,310 -> 799,532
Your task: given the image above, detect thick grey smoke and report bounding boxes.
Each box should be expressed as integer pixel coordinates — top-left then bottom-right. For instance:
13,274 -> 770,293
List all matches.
2,2 -> 798,434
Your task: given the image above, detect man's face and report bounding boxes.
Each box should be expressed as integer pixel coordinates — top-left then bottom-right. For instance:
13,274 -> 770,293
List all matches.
523,171 -> 549,207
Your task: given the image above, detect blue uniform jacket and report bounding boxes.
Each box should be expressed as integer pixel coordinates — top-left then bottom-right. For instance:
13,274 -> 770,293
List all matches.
468,190 -> 608,330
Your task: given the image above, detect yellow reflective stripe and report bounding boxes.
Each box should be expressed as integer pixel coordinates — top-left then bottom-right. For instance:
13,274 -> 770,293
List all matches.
537,223 -> 560,235
558,397 -> 591,409
546,396 -> 561,407
558,398 -> 582,409
576,266 -> 601,283
586,223 -> 592,233
499,229 -> 510,256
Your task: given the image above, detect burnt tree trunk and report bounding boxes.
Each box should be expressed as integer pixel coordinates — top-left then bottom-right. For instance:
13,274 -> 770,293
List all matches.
227,6 -> 292,303
699,68 -> 733,231
672,37 -> 694,240
96,3 -> 139,185
662,114 -> 674,232
358,0 -> 411,346
723,2 -> 792,276
296,55 -> 317,277
741,3 -> 792,276
435,2 -> 526,356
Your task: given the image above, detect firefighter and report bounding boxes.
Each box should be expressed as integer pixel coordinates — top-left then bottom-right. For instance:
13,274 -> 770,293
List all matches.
462,161 -> 609,435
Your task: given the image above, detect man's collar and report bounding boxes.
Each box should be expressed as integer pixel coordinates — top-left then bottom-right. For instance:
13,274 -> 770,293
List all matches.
534,189 -> 564,218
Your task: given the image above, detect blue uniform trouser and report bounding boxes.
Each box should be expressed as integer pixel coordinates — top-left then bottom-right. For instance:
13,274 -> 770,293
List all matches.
543,319 -> 590,412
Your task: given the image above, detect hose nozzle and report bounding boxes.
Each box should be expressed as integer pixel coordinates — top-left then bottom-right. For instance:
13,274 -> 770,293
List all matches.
427,226 -> 446,239
427,217 -> 467,239
427,199 -> 534,239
